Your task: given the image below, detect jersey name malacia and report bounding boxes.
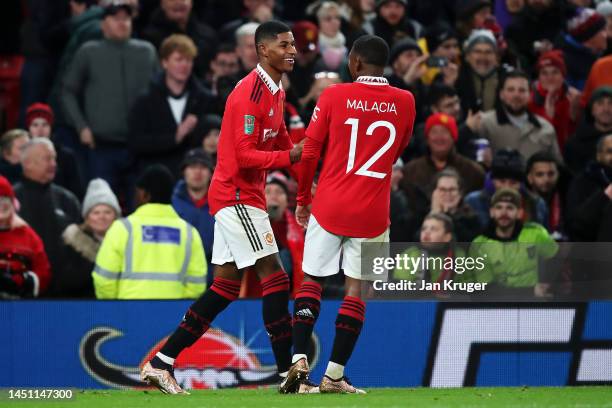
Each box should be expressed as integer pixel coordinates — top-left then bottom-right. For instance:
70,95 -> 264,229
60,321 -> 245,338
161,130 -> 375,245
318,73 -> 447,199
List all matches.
346,99 -> 397,115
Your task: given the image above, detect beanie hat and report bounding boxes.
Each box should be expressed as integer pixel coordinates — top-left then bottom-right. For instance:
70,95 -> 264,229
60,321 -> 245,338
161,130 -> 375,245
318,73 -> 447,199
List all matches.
266,171 -> 289,196
376,0 -> 407,10
389,37 -> 422,65
181,148 -> 214,170
490,187 -> 521,208
25,103 -> 54,129
136,164 -> 175,204
82,178 -> 121,218
424,23 -> 458,54
536,50 -> 567,77
292,21 -> 319,53
425,113 -> 458,142
0,175 -> 15,200
567,7 -> 606,43
596,1 -> 612,17
491,149 -> 525,181
463,29 -> 497,53
457,0 -> 491,21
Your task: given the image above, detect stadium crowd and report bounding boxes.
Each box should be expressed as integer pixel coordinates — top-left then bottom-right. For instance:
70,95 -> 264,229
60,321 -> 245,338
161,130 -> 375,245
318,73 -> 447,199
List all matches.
1,0 -> 612,300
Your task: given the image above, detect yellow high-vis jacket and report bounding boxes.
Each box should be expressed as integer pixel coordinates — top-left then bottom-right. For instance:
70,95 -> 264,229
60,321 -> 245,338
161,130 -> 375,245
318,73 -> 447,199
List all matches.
92,203 -> 207,299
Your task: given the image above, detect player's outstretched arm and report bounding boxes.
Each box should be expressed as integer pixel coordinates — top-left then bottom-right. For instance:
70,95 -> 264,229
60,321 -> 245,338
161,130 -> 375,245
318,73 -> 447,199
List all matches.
296,136 -> 323,208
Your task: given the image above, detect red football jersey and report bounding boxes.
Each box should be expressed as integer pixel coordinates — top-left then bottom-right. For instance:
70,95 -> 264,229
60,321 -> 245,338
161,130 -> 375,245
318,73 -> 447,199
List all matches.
298,76 -> 415,237
209,65 -> 294,215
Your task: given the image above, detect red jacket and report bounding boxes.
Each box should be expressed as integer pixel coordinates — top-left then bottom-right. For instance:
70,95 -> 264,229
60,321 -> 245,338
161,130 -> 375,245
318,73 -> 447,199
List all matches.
0,224 -> 51,296
529,82 -> 576,150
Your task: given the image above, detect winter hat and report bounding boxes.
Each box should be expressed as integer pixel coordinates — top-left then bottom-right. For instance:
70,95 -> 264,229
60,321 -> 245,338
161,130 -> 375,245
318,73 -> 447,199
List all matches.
424,23 -> 458,54
181,148 -> 214,170
490,187 -> 521,208
376,0 -> 407,10
425,113 -> 458,142
82,178 -> 121,218
567,7 -> 606,43
100,0 -> 134,18
266,171 -> 289,196
491,149 -> 525,181
0,175 -> 15,200
389,37 -> 422,65
596,1 -> 612,17
25,103 -> 54,129
293,21 -> 319,53
463,29 -> 497,53
536,50 -> 567,77
590,85 -> 612,103
457,0 -> 491,21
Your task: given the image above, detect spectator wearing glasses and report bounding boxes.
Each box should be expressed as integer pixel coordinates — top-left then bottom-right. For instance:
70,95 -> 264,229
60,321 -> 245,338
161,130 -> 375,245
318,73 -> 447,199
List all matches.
298,71 -> 341,122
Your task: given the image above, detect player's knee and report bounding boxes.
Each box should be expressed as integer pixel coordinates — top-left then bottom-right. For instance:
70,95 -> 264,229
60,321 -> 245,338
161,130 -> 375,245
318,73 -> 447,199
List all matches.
303,273 -> 325,285
254,254 -> 283,278
214,262 -> 241,281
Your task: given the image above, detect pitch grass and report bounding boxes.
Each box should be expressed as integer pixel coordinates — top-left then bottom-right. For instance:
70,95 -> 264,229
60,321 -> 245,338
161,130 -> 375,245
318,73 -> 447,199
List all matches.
1,387 -> 611,408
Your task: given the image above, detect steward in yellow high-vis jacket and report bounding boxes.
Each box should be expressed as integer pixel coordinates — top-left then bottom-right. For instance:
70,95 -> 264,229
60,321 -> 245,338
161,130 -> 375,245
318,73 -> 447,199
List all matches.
92,165 -> 206,299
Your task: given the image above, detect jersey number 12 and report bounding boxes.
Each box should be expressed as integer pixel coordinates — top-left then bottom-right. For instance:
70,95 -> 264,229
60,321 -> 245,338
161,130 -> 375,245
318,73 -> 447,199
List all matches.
344,118 -> 396,179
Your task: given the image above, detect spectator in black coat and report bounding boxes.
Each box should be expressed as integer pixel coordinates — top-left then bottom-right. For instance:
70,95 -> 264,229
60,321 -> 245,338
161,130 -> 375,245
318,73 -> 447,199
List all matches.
129,34 -> 215,178
455,29 -> 501,114
567,134 -> 612,242
390,158 -> 429,242
141,0 -> 218,78
26,103 -> 83,199
565,86 -> 612,174
14,138 -> 81,296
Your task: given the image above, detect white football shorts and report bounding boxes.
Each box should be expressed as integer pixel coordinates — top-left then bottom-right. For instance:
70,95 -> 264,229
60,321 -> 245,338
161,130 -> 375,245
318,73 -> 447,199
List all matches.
212,204 -> 279,269
302,214 -> 389,280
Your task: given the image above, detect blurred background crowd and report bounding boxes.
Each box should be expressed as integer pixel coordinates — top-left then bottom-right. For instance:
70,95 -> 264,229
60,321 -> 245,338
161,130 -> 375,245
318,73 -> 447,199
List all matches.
0,0 -> 611,300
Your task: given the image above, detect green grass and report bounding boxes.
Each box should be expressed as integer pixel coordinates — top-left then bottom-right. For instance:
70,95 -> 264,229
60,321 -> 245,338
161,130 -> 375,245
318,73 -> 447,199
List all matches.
1,387 -> 611,408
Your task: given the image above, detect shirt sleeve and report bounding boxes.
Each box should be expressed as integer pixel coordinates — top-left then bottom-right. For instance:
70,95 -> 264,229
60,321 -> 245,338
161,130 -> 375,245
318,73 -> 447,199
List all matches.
394,92 -> 416,162
234,97 -> 292,169
298,90 -> 332,206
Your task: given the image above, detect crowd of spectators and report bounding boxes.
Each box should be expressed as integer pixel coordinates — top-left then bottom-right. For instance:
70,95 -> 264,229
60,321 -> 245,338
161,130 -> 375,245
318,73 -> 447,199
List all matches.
1,0 -> 612,300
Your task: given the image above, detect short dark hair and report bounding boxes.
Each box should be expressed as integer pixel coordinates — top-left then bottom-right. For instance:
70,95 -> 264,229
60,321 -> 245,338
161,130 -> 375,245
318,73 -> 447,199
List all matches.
351,34 -> 389,67
424,213 -> 454,235
499,69 -> 530,91
428,84 -> 458,107
216,43 -> 237,55
526,151 -> 559,174
136,164 -> 175,204
255,21 -> 292,49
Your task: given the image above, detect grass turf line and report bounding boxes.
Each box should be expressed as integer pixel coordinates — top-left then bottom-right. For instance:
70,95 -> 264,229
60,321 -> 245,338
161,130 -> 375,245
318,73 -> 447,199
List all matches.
0,387 -> 611,408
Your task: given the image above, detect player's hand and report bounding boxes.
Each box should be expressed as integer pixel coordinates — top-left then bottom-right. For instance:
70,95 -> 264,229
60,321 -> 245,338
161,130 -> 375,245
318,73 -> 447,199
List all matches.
290,140 -> 304,163
295,205 -> 311,228
80,127 -> 95,149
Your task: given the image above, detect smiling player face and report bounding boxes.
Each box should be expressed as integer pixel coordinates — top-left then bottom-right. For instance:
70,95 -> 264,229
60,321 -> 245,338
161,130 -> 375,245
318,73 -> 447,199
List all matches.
260,31 -> 297,74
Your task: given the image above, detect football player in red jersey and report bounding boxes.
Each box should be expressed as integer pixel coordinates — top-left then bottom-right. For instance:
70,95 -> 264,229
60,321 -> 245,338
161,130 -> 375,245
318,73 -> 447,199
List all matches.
141,21 -> 313,395
289,35 -> 416,394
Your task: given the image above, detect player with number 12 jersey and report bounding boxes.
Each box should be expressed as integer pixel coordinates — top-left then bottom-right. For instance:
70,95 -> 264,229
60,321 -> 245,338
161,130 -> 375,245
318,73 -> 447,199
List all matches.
298,52 -> 415,239
288,35 -> 415,394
